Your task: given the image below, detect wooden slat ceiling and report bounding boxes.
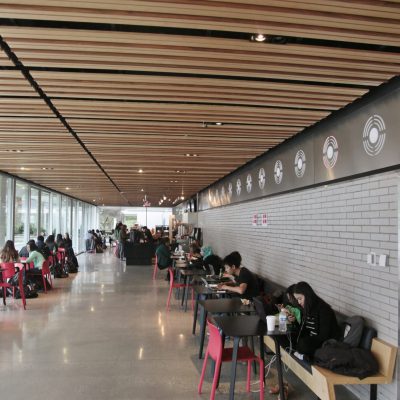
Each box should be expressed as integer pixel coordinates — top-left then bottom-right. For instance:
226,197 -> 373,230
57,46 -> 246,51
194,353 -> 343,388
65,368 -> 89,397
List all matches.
0,1 -> 399,206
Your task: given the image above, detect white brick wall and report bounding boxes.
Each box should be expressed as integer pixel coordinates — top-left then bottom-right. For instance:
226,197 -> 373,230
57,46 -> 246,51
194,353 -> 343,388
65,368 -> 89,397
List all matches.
199,171 -> 399,400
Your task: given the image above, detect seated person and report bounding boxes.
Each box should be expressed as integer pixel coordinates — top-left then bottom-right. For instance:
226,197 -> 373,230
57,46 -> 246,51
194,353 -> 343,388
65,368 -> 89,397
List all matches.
277,284 -> 302,324
188,246 -> 203,269
36,235 -> 46,250
0,240 -> 20,262
293,281 -> 340,359
45,235 -> 58,253
217,251 -> 260,300
24,240 -> 46,271
155,238 -> 172,270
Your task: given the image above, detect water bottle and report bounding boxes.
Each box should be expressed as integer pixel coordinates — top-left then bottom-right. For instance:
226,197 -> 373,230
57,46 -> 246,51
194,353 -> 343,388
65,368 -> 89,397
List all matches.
279,310 -> 287,332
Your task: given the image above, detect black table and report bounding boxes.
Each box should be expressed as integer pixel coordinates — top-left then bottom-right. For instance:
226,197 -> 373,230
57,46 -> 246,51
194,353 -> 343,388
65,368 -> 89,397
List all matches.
214,315 -> 290,400
180,268 -> 206,312
198,297 -> 254,359
192,285 -> 226,335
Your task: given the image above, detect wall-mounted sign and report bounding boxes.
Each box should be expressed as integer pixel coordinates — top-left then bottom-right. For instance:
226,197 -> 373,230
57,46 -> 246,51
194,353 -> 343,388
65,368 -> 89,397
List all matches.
199,78 -> 400,211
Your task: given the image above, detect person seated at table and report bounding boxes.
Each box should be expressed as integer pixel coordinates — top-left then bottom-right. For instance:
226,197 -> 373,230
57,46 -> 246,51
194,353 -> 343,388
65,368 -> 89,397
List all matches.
293,281 -> 340,359
217,251 -> 260,299
188,246 -> 203,269
56,233 -> 65,248
0,240 -> 20,262
24,240 -> 46,271
45,235 -> 58,253
155,237 -> 172,271
277,284 -> 302,324
36,235 -> 46,250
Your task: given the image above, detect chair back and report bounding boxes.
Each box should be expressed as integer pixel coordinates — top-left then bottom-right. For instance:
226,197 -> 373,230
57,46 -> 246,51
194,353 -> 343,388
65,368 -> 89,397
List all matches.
0,262 -> 16,280
206,320 -> 223,360
42,260 -> 50,275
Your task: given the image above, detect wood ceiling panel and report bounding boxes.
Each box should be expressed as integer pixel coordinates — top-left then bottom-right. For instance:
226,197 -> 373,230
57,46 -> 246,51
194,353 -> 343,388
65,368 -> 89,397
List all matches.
2,27 -> 398,86
0,1 -> 398,206
0,1 -> 399,45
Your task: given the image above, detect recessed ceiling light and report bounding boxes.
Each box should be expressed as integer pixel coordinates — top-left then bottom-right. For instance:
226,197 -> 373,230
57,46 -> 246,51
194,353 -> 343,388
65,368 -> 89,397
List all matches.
251,34 -> 266,42
20,167 -> 25,170
141,188 -> 144,192
185,153 -> 190,157
92,199 -> 96,202
215,122 -> 223,126
138,169 -> 143,173
180,196 -> 185,200
65,187 -> 70,190
163,195 -> 167,200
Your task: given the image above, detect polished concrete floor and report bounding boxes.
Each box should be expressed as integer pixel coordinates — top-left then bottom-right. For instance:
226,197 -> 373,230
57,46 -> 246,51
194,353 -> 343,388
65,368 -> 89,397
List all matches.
0,251 -> 358,400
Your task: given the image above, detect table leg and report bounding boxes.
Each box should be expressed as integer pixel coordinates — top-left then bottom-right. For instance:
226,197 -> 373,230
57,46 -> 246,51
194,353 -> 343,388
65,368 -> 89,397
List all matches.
192,293 -> 199,334
273,337 -> 286,400
184,276 -> 191,312
259,334 -> 265,384
198,308 -> 208,359
229,336 -> 240,400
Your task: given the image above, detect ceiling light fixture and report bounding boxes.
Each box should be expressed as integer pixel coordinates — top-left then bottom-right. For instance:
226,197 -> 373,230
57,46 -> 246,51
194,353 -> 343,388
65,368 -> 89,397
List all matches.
251,33 -> 266,42
138,169 -> 143,173
141,188 -> 144,192
215,122 -> 223,126
163,195 -> 167,200
65,187 -> 70,190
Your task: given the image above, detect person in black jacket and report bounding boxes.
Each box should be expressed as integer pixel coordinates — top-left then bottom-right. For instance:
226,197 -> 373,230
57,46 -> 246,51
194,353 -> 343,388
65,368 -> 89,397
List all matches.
293,281 -> 340,359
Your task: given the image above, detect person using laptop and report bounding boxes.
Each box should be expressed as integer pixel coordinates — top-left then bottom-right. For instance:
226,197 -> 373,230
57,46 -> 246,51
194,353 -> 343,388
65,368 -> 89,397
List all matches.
217,251 -> 260,300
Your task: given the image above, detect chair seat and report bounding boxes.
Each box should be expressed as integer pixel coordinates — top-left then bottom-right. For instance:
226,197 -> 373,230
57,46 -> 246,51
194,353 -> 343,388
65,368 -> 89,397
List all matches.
221,346 -> 258,362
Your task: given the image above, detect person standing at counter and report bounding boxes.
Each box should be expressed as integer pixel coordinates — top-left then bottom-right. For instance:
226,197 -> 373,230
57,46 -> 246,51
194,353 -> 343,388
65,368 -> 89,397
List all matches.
119,224 -> 128,260
155,238 -> 172,270
217,251 -> 260,300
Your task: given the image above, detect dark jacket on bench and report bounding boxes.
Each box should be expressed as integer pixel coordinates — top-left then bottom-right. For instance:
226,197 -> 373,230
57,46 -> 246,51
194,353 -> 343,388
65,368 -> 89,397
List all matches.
297,299 -> 341,357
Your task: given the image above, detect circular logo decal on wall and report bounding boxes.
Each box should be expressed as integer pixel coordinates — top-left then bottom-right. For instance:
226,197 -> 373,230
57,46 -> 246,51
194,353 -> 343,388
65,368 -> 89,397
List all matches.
274,160 -> 283,184
294,150 -> 306,178
258,168 -> 266,189
246,174 -> 252,193
322,136 -> 338,169
363,115 -> 386,156
236,178 -> 241,196
228,182 -> 233,197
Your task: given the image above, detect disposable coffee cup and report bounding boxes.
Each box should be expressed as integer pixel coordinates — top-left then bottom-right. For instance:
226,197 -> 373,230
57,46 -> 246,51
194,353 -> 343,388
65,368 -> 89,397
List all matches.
266,315 -> 276,331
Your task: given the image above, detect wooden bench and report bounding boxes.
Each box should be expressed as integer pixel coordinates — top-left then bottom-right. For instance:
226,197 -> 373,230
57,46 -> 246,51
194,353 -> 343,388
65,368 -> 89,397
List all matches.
264,331 -> 397,400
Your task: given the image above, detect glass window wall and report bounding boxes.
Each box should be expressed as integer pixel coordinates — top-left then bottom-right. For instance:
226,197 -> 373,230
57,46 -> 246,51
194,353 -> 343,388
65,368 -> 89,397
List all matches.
14,182 -> 29,249
0,175 -> 13,245
40,191 -> 50,237
29,187 -> 39,240
51,193 -> 60,236
0,172 -> 97,253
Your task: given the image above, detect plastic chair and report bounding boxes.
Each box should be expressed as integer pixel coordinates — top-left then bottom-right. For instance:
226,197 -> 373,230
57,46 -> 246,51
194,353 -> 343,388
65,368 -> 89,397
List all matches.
166,267 -> 194,311
152,255 -> 158,280
57,248 -> 66,270
198,320 -> 264,400
41,260 -> 53,293
0,262 -> 26,310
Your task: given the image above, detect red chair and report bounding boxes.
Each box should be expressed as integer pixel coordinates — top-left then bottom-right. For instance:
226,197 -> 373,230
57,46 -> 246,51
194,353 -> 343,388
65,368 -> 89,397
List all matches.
152,255 -> 158,280
0,262 -> 26,310
198,320 -> 264,400
166,267 -> 194,311
41,260 -> 53,293
57,248 -> 66,270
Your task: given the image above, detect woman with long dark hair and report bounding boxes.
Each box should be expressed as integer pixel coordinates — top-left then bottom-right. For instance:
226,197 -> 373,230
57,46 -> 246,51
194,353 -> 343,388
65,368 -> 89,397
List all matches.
293,281 -> 340,358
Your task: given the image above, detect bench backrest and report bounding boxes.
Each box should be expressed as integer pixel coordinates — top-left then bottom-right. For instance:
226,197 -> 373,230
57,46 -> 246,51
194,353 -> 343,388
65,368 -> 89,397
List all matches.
371,338 -> 397,379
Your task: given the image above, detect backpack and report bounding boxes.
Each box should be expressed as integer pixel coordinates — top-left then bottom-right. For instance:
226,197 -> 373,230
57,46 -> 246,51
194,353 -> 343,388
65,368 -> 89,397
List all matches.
314,340 -> 378,379
342,316 -> 364,347
8,272 -> 39,299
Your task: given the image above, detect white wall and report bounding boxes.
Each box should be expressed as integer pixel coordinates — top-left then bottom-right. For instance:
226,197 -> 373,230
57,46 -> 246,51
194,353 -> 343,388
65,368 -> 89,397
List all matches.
99,206 -> 172,229
199,171 -> 399,400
